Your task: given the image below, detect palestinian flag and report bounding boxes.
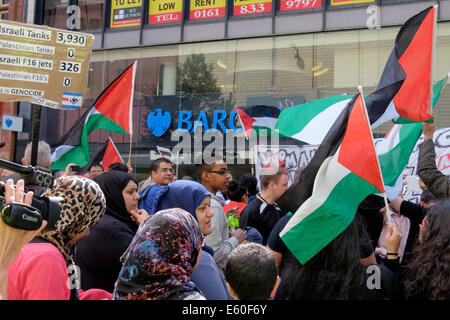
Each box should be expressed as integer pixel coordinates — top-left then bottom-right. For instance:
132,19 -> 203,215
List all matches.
234,105 -> 282,139
370,5 -> 436,127
50,61 -> 136,170
279,92 -> 385,264
275,6 -> 437,144
275,95 -> 352,145
157,145 -> 174,162
84,137 -> 124,172
376,73 -> 448,199
276,74 -> 448,214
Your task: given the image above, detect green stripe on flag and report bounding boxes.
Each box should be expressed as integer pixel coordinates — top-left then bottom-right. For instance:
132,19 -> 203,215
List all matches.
281,171 -> 378,265
50,113 -> 128,170
378,124 -> 422,186
276,95 -> 352,138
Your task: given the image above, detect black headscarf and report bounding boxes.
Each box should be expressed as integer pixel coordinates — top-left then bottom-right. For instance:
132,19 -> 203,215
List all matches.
94,171 -> 138,233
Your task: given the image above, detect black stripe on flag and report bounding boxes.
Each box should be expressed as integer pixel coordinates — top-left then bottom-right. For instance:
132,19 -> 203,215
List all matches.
276,94 -> 359,214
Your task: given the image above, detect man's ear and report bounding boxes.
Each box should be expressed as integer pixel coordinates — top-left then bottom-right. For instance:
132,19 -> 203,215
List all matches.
226,282 -> 239,300
200,171 -> 209,183
21,158 -> 26,165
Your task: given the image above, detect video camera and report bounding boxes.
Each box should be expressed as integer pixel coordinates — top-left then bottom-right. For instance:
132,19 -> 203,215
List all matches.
0,159 -> 60,231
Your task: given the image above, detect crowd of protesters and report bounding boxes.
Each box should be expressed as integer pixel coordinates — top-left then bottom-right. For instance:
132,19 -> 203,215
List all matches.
0,122 -> 449,301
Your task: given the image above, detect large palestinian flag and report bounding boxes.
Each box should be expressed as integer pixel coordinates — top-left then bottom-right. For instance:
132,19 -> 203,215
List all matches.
50,61 -> 136,170
370,5 -> 436,126
275,6 -> 437,145
279,92 -> 385,264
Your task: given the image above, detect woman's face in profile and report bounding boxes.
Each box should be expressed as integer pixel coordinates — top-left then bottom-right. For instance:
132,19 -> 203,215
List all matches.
195,197 -> 214,236
122,180 -> 140,213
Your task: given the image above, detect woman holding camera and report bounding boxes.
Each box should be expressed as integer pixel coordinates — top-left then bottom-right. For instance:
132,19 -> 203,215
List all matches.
0,179 -> 47,300
5,175 -> 110,300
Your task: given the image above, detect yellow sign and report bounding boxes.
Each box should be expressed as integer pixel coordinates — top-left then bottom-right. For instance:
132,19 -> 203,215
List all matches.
111,0 -> 142,28
149,0 -> 183,24
0,20 -> 94,109
331,0 -> 374,6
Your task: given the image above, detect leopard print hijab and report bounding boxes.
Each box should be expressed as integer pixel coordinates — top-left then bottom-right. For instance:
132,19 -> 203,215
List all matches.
40,175 -> 106,265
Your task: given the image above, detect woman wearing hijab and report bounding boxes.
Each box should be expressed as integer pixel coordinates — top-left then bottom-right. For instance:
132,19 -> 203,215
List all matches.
74,171 -> 148,293
143,179 -> 233,299
113,208 -> 205,300
6,175 -> 107,300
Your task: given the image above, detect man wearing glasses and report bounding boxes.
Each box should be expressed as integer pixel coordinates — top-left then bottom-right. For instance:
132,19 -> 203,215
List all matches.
199,158 -> 246,275
149,158 -> 175,186
138,158 -> 174,213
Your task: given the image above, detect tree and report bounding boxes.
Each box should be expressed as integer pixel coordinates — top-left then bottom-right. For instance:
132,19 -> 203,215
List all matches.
177,54 -> 220,94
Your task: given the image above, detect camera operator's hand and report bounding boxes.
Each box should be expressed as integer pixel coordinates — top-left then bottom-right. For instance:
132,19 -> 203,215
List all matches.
0,179 -> 47,300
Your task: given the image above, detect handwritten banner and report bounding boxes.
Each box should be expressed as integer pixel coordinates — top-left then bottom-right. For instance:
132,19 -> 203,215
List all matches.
149,0 -> 183,24
189,0 -> 226,20
253,145 -> 317,189
111,0 -> 142,28
233,0 -> 272,16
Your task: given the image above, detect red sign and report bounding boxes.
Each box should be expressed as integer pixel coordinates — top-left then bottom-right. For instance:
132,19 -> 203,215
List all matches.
233,0 -> 272,16
280,0 -> 321,11
189,0 -> 226,20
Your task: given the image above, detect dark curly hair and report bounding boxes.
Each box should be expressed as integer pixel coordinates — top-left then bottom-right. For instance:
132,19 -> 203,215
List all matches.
227,180 -> 248,202
404,200 -> 450,300
275,214 -> 366,300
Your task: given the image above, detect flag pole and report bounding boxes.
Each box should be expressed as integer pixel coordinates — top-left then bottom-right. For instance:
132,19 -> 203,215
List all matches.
128,134 -> 132,166
430,5 -> 438,117
358,85 -> 392,225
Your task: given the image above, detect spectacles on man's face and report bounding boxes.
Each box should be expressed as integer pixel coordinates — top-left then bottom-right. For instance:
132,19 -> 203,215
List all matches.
158,168 -> 175,174
207,169 -> 231,176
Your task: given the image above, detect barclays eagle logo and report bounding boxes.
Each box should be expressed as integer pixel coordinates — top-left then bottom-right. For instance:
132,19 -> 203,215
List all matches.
147,108 -> 171,137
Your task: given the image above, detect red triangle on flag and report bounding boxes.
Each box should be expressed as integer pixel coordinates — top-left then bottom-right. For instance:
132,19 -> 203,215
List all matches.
235,107 -> 256,138
101,138 -> 124,171
338,93 -> 385,193
94,62 -> 136,134
394,6 -> 434,122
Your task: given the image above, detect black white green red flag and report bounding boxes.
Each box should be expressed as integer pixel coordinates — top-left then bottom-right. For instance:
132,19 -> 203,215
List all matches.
279,91 -> 385,264
50,61 -> 136,170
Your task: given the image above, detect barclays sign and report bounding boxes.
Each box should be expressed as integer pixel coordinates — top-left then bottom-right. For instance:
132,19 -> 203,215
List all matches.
147,109 -> 242,137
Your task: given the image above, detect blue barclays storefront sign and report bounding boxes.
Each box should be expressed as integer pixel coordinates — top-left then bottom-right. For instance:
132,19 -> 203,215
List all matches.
147,108 -> 241,137
145,93 -> 241,138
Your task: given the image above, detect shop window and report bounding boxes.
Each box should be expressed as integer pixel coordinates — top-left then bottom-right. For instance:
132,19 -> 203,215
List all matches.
79,0 -> 104,30
43,0 -> 68,29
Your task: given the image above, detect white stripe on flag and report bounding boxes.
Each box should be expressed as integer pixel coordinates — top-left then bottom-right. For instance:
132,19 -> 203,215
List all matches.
371,100 -> 400,129
51,145 -> 75,162
253,117 -> 277,130
280,149 -> 350,237
291,99 -> 350,145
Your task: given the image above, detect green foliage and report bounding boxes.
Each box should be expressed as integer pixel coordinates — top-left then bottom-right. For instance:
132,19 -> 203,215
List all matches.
177,54 -> 220,94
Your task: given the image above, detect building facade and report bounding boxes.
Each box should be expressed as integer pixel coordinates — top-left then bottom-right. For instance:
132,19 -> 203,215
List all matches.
5,0 -> 450,181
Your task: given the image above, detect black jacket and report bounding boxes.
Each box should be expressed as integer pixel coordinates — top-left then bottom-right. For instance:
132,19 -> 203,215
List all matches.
74,214 -> 136,293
